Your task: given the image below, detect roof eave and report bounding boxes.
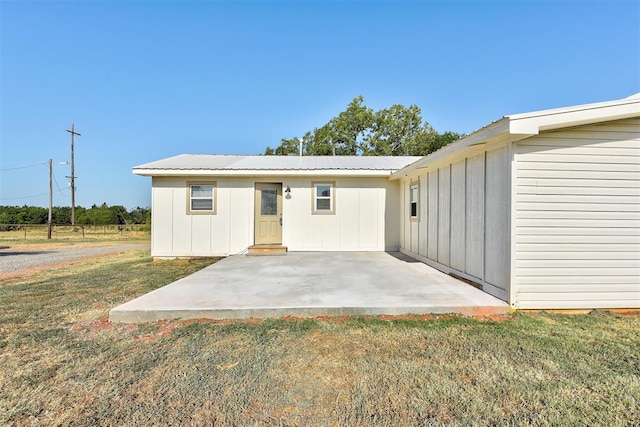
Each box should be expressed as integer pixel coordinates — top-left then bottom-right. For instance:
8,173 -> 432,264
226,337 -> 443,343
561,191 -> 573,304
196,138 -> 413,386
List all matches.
133,169 -> 401,177
508,99 -> 640,134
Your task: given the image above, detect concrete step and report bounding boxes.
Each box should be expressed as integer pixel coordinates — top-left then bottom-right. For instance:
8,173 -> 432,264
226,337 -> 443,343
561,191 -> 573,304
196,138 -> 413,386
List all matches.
247,244 -> 288,256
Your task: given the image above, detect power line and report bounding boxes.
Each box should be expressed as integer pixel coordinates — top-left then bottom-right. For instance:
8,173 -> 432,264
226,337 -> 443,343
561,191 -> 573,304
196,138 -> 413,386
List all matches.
0,160 -> 69,201
0,188 -> 67,201
1,172 -> 68,201
52,172 -> 68,197
0,162 -> 48,172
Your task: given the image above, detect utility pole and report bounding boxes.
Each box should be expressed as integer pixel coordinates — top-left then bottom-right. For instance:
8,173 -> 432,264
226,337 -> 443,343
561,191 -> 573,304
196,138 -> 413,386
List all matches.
66,123 -> 81,226
48,159 -> 53,240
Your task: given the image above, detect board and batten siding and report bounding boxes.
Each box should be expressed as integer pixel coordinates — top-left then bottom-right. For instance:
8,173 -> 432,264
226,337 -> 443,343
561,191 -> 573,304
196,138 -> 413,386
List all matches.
282,177 -> 398,252
512,118 -> 640,309
151,177 -> 253,257
151,176 -> 398,257
400,145 -> 512,301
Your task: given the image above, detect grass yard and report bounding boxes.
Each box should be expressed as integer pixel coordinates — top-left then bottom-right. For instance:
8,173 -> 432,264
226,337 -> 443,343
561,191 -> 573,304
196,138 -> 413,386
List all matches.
0,230 -> 149,255
0,225 -> 150,243
1,250 -> 638,426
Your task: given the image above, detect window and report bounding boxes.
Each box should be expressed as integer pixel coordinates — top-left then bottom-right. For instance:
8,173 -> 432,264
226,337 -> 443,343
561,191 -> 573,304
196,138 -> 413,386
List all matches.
187,182 -> 216,214
312,182 -> 335,214
410,183 -> 419,219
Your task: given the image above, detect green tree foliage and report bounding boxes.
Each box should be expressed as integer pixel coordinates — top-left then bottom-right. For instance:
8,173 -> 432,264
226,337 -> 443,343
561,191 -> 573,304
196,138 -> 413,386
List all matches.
129,206 -> 152,224
52,206 -> 71,224
0,204 -> 151,225
265,96 -> 462,157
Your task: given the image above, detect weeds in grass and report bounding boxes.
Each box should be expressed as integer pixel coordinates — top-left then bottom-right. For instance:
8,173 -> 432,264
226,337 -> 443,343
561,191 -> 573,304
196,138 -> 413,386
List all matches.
0,250 -> 638,426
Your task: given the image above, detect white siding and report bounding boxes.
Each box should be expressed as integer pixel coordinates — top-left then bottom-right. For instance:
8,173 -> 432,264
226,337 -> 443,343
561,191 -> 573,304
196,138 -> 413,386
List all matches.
151,177 -> 175,256
151,176 -> 398,257
402,180 -> 411,253
399,147 -> 511,301
437,166 -> 451,266
485,146 -> 511,291
465,154 -> 485,280
513,118 -> 640,309
450,161 -> 466,271
410,178 -> 420,255
385,180 -> 401,251
418,175 -> 427,257
427,171 -> 438,260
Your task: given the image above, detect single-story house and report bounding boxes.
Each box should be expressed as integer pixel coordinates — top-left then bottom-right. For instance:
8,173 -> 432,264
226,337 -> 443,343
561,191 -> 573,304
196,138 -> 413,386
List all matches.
133,155 -> 421,255
134,93 -> 640,310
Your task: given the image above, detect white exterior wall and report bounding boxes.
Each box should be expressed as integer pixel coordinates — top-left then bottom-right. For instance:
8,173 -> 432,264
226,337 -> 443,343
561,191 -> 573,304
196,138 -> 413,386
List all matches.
399,145 -> 512,301
512,118 -> 640,309
151,176 -> 399,257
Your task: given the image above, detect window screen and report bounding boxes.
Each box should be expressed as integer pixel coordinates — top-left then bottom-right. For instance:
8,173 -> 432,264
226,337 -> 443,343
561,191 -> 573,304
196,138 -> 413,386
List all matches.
315,184 -> 332,211
410,185 -> 418,218
190,184 -> 214,211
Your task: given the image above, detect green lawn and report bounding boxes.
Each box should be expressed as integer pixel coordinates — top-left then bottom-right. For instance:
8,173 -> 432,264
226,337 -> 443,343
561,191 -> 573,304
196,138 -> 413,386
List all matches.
1,249 -> 638,426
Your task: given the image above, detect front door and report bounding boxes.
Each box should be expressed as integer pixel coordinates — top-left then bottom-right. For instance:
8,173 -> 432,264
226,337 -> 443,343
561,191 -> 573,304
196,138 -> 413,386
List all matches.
254,183 -> 283,245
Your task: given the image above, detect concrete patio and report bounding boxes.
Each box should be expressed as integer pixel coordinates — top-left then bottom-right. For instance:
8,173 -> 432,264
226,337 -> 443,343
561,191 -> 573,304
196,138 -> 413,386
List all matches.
109,252 -> 510,323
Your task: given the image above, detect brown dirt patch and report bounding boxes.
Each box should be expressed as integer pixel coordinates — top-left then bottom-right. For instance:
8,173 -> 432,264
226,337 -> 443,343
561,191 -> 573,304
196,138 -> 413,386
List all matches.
0,250 -> 133,282
134,320 -> 180,341
0,244 -> 148,282
70,317 -> 139,339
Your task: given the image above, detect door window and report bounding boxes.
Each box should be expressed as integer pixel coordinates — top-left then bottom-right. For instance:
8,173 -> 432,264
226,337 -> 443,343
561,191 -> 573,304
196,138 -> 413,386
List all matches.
261,188 -> 278,215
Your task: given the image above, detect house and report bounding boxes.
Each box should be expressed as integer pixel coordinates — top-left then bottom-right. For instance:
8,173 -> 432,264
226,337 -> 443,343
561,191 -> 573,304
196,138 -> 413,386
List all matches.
132,155 -> 421,256
393,93 -> 640,309
134,93 -> 639,309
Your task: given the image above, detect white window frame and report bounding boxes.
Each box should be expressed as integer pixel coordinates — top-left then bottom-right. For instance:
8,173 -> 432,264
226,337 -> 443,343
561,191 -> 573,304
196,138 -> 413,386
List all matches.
410,182 -> 419,220
312,182 -> 335,214
187,181 -> 217,215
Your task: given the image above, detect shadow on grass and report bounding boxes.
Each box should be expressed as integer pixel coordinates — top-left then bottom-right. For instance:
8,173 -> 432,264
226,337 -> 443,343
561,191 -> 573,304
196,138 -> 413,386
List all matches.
0,250 -> 55,256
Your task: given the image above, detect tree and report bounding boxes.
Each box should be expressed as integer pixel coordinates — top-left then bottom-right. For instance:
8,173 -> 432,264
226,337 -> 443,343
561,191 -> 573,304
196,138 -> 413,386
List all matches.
266,96 -> 375,156
0,205 -> 151,225
366,104 -> 429,155
108,205 -> 130,225
265,96 -> 462,157
52,206 -> 71,224
129,206 -> 151,224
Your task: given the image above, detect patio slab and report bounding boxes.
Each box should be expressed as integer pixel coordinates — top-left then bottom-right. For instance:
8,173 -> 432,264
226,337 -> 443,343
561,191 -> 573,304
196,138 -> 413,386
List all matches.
109,252 -> 510,322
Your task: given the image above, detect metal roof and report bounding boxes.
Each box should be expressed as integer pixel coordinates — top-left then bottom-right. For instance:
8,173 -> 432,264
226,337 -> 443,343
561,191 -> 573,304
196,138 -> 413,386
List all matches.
133,154 -> 422,177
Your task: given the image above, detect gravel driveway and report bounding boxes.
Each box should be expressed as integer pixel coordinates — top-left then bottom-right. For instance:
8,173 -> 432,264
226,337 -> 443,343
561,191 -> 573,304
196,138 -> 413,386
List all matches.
0,244 -> 149,275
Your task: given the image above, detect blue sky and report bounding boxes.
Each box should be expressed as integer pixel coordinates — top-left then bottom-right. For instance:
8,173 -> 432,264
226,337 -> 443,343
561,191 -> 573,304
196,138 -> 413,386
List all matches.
1,0 -> 638,209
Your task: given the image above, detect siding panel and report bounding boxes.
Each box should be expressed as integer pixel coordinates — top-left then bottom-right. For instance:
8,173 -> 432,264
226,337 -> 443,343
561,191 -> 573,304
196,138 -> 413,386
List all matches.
403,181 -> 410,251
339,183 -> 360,250
410,180 -> 420,255
191,215 -> 211,254
450,161 -> 466,271
513,118 -> 640,309
418,176 -> 428,257
172,185 -> 191,254
357,185 -> 378,248
427,171 -> 438,261
437,166 -> 451,265
485,146 -> 510,291
151,177 -> 175,256
465,153 -> 485,279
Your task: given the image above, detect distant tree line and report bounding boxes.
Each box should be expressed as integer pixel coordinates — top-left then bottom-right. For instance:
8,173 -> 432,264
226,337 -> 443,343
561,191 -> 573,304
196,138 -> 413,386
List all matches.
265,96 -> 462,156
0,204 -> 150,226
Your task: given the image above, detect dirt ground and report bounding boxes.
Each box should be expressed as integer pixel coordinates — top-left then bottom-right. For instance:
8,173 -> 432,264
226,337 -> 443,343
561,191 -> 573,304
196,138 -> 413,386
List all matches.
0,242 -> 149,280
